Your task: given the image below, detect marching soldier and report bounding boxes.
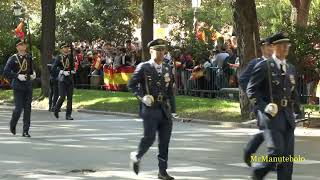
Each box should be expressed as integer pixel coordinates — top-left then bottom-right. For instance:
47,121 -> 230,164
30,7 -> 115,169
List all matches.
48,52 -> 59,112
239,37 -> 273,167
247,32 -> 303,180
3,39 -> 36,137
52,42 -> 75,120
128,39 -> 175,180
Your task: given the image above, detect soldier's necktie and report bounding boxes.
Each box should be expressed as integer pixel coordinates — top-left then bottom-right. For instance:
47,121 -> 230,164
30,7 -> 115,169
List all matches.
156,66 -> 162,75
280,63 -> 286,75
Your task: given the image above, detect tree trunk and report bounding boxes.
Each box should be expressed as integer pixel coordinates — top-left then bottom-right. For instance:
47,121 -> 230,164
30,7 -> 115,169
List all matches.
233,0 -> 260,120
290,0 -> 311,27
40,0 -> 56,97
141,0 -> 154,61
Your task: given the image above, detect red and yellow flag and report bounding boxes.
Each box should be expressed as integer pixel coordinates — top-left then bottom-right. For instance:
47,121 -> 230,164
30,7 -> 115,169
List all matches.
104,66 -> 135,91
15,20 -> 25,40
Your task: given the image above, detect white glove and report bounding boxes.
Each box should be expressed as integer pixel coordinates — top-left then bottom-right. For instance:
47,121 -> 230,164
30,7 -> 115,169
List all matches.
142,95 -> 154,107
264,103 -> 278,118
63,71 -> 70,76
30,71 -> 36,80
71,70 -> 76,74
17,74 -> 27,81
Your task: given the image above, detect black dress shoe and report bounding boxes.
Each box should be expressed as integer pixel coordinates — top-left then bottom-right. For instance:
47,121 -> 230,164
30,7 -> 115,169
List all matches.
54,111 -> 59,119
130,152 -> 140,175
22,132 -> 31,138
158,172 -> 174,180
10,127 -> 16,135
66,116 -> 74,120
243,149 -> 252,167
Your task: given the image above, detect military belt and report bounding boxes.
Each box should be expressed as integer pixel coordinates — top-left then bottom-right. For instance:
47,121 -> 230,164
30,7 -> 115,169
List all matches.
274,99 -> 292,108
154,94 -> 167,102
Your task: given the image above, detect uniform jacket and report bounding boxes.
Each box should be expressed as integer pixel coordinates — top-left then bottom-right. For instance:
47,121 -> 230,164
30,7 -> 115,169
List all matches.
239,58 -> 262,91
128,59 -> 174,119
246,59 -> 301,131
52,54 -> 74,84
4,54 -> 33,91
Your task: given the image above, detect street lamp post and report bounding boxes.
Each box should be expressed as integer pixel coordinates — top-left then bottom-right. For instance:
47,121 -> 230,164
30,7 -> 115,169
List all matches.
192,0 -> 201,34
13,2 -> 23,17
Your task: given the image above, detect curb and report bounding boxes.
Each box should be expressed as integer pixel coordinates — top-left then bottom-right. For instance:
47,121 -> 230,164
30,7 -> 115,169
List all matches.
0,103 -> 254,128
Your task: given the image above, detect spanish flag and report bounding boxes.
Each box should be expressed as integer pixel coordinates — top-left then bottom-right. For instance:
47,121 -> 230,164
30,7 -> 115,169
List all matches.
104,66 -> 135,91
15,20 -> 25,40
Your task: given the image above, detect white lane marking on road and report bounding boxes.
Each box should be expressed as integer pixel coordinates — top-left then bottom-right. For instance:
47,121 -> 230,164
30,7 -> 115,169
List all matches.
48,139 -> 80,142
0,140 -> 31,144
62,145 -> 87,148
295,160 -> 320,164
0,160 -> 24,164
78,129 -> 98,131
168,166 -> 215,172
150,147 -> 218,152
31,132 -> 140,139
185,134 -> 211,137
23,174 -> 84,180
228,163 -> 248,168
172,138 -> 202,141
229,159 -> 320,168
89,137 -> 126,141
213,140 -> 247,143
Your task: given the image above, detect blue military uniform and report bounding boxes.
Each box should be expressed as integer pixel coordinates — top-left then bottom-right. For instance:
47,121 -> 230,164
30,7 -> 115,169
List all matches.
52,43 -> 75,120
3,39 -> 35,137
48,57 -> 59,112
128,39 -> 175,180
247,33 -> 302,180
240,38 -> 271,167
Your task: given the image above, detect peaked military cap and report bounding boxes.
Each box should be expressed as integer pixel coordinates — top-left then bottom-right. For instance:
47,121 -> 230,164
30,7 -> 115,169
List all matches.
270,32 -> 290,44
259,37 -> 271,46
147,39 -> 168,49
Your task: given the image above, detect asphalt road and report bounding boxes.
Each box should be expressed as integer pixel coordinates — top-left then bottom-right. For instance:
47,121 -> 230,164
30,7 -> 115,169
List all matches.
0,107 -> 320,180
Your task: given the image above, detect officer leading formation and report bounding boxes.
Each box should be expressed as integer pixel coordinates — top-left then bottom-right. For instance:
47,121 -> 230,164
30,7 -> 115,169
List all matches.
3,39 -> 36,138
128,39 -> 175,180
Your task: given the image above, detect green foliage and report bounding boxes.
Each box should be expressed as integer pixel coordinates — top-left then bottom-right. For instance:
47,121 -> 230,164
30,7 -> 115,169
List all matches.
155,0 -> 232,34
0,0 -> 16,66
286,24 -> 320,77
56,0 -> 138,43
0,0 -> 41,67
256,0 -> 291,37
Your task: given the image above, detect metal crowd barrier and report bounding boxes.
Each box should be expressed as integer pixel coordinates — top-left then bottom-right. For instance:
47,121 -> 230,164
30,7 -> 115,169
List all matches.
174,68 -> 312,102
175,67 -> 239,99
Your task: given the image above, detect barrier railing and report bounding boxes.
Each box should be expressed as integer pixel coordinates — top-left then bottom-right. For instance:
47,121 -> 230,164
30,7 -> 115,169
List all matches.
175,67 -> 239,99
